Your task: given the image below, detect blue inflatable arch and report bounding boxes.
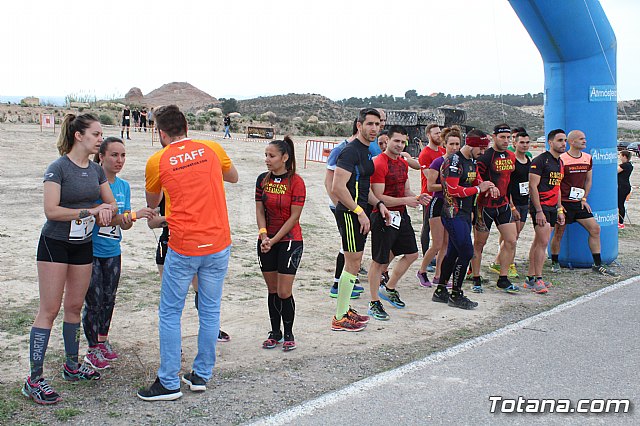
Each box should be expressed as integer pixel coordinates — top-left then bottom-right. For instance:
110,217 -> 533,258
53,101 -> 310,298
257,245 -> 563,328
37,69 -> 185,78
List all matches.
509,0 -> 618,267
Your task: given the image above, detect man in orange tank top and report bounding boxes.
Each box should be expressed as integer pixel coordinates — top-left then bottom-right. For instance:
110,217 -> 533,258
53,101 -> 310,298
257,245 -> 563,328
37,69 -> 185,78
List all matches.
549,130 -> 617,277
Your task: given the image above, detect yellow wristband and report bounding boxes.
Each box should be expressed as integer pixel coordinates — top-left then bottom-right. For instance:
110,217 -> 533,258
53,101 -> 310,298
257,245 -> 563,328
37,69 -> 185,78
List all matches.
581,197 -> 587,201
131,211 -> 137,222
259,228 -> 268,235
510,206 -> 516,211
557,208 -> 564,213
353,205 -> 364,215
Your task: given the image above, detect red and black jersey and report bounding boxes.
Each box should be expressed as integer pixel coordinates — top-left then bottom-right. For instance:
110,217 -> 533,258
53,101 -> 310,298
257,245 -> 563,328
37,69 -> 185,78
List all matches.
255,172 -> 306,241
530,151 -> 564,207
371,153 -> 409,212
476,148 -> 515,208
559,152 -> 592,203
441,152 -> 482,221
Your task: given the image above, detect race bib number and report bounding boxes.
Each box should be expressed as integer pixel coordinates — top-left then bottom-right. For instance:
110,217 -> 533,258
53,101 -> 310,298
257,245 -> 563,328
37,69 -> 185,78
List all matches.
69,216 -> 95,241
389,211 -> 402,229
519,181 -> 529,196
98,225 -> 121,240
125,115 -> 130,120
569,187 -> 586,201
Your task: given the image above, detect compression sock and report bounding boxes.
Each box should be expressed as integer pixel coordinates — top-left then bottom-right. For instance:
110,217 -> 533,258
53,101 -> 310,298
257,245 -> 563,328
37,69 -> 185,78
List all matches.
62,322 -> 81,370
551,254 -> 559,263
335,271 -> 356,319
334,252 -> 345,287
497,275 -> 511,289
280,295 -> 295,337
267,293 -> 281,336
29,327 -> 51,380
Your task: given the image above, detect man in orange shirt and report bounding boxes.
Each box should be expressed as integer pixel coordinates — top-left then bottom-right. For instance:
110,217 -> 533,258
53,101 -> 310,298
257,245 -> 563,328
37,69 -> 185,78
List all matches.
138,105 -> 238,401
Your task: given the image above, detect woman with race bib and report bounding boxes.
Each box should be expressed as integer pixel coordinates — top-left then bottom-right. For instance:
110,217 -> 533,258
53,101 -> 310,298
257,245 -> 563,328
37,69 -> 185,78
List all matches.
82,137 -> 156,370
23,114 -> 117,405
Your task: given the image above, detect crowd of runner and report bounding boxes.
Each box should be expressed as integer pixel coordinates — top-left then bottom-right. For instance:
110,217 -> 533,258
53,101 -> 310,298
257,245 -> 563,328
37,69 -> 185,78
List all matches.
21,105 -> 625,405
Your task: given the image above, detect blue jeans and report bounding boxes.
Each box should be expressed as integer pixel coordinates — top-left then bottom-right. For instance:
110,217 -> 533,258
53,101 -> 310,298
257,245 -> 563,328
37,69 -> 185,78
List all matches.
224,126 -> 230,138
158,245 -> 231,389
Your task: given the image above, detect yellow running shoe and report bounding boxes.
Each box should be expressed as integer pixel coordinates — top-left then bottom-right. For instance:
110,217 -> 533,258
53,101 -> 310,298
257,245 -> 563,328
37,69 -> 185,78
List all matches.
508,263 -> 519,279
488,262 -> 501,274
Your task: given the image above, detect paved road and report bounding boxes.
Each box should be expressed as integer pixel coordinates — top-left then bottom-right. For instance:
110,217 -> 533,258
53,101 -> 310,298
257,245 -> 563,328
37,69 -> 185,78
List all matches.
252,278 -> 640,425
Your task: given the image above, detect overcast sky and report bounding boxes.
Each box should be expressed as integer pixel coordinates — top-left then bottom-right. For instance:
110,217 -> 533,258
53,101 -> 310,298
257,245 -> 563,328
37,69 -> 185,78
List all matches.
1,0 -> 638,101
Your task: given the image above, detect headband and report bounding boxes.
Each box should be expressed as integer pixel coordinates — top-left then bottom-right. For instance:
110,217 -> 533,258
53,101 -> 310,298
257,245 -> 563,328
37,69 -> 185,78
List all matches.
466,135 -> 490,148
493,127 -> 511,135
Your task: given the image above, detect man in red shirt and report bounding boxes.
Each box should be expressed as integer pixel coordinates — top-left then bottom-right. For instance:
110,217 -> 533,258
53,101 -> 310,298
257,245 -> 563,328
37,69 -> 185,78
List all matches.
470,124 -> 520,293
368,125 -> 431,320
418,124 -> 445,261
526,129 -> 566,293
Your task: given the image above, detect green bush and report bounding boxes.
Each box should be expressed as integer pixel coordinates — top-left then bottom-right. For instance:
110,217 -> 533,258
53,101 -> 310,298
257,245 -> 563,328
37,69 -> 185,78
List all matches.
99,114 -> 114,125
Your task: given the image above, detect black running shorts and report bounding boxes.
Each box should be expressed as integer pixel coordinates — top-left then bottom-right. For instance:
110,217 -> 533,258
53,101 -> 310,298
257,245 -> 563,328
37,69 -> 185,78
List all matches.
515,204 -> 529,223
428,197 -> 444,219
475,204 -> 513,232
370,210 -> 418,265
562,201 -> 594,224
530,205 -> 559,227
336,210 -> 369,253
36,234 -> 93,265
257,240 -> 304,275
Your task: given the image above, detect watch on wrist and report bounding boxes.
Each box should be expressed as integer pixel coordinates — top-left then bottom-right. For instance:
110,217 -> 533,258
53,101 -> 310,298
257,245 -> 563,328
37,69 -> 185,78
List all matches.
376,200 -> 385,210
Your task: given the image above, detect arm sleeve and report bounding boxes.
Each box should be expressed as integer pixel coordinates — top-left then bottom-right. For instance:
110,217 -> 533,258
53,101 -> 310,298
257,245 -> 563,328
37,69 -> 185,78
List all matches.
445,176 -> 480,198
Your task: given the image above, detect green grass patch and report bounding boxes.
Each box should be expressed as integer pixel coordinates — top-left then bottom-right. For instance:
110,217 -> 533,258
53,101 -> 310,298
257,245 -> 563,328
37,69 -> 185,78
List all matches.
54,407 -> 82,422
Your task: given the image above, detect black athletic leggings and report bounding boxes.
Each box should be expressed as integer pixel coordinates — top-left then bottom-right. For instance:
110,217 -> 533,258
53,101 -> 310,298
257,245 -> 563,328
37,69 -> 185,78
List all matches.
439,217 -> 474,292
83,256 -> 121,347
618,185 -> 631,224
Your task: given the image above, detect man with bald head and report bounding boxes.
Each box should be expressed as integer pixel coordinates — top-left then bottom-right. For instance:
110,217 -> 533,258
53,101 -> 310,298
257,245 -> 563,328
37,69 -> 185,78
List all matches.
549,130 -> 617,276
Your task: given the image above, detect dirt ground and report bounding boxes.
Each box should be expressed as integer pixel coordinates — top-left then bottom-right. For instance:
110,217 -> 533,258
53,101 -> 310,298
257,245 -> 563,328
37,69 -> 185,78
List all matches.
1,123 -> 639,425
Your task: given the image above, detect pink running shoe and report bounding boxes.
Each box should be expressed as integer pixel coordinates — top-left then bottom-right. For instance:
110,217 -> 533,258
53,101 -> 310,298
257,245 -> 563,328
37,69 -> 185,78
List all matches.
416,271 -> 432,287
98,341 -> 119,361
84,347 -> 110,370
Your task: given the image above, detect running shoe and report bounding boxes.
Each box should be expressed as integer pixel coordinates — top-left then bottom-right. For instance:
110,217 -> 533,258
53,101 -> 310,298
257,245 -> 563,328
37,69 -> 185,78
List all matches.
618,223 -> 625,229
218,330 -> 231,342
378,285 -> 406,309
347,306 -> 370,324
331,315 -> 366,332
329,286 -> 360,299
427,264 -> 436,273
465,266 -> 474,281
416,271 -> 432,288
380,271 -> 390,286
98,341 -> 118,361
368,300 -> 390,321
182,371 -> 206,392
353,283 -> 365,293
283,334 -> 296,352
499,284 -> 521,294
22,376 -> 61,405
508,264 -> 520,279
448,292 -> 479,310
359,266 -> 368,275
84,347 -> 110,370
471,285 -> 484,294
551,262 -> 561,273
62,362 -> 101,382
488,262 -> 501,274
432,287 -> 450,304
137,377 -> 183,401
262,331 -> 284,349
530,279 -> 548,294
592,264 -> 619,277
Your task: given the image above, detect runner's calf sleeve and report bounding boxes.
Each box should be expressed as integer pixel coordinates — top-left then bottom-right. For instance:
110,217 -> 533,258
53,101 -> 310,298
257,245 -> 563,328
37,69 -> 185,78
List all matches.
63,322 -> 80,369
280,295 -> 295,336
29,327 -> 51,380
268,293 -> 282,335
336,271 -> 356,319
334,252 -> 345,282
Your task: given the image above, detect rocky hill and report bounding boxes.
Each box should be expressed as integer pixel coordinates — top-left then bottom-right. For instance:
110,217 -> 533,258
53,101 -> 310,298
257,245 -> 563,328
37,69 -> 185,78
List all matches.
238,94 -> 357,122
118,82 -> 219,111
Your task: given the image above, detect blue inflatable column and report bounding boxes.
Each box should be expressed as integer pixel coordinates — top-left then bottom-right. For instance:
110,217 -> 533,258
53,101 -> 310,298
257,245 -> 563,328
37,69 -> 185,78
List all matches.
509,0 -> 618,267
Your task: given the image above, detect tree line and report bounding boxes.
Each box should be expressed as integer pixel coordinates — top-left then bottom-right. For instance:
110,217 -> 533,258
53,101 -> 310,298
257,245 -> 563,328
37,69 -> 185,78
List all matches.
337,91 -> 544,109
